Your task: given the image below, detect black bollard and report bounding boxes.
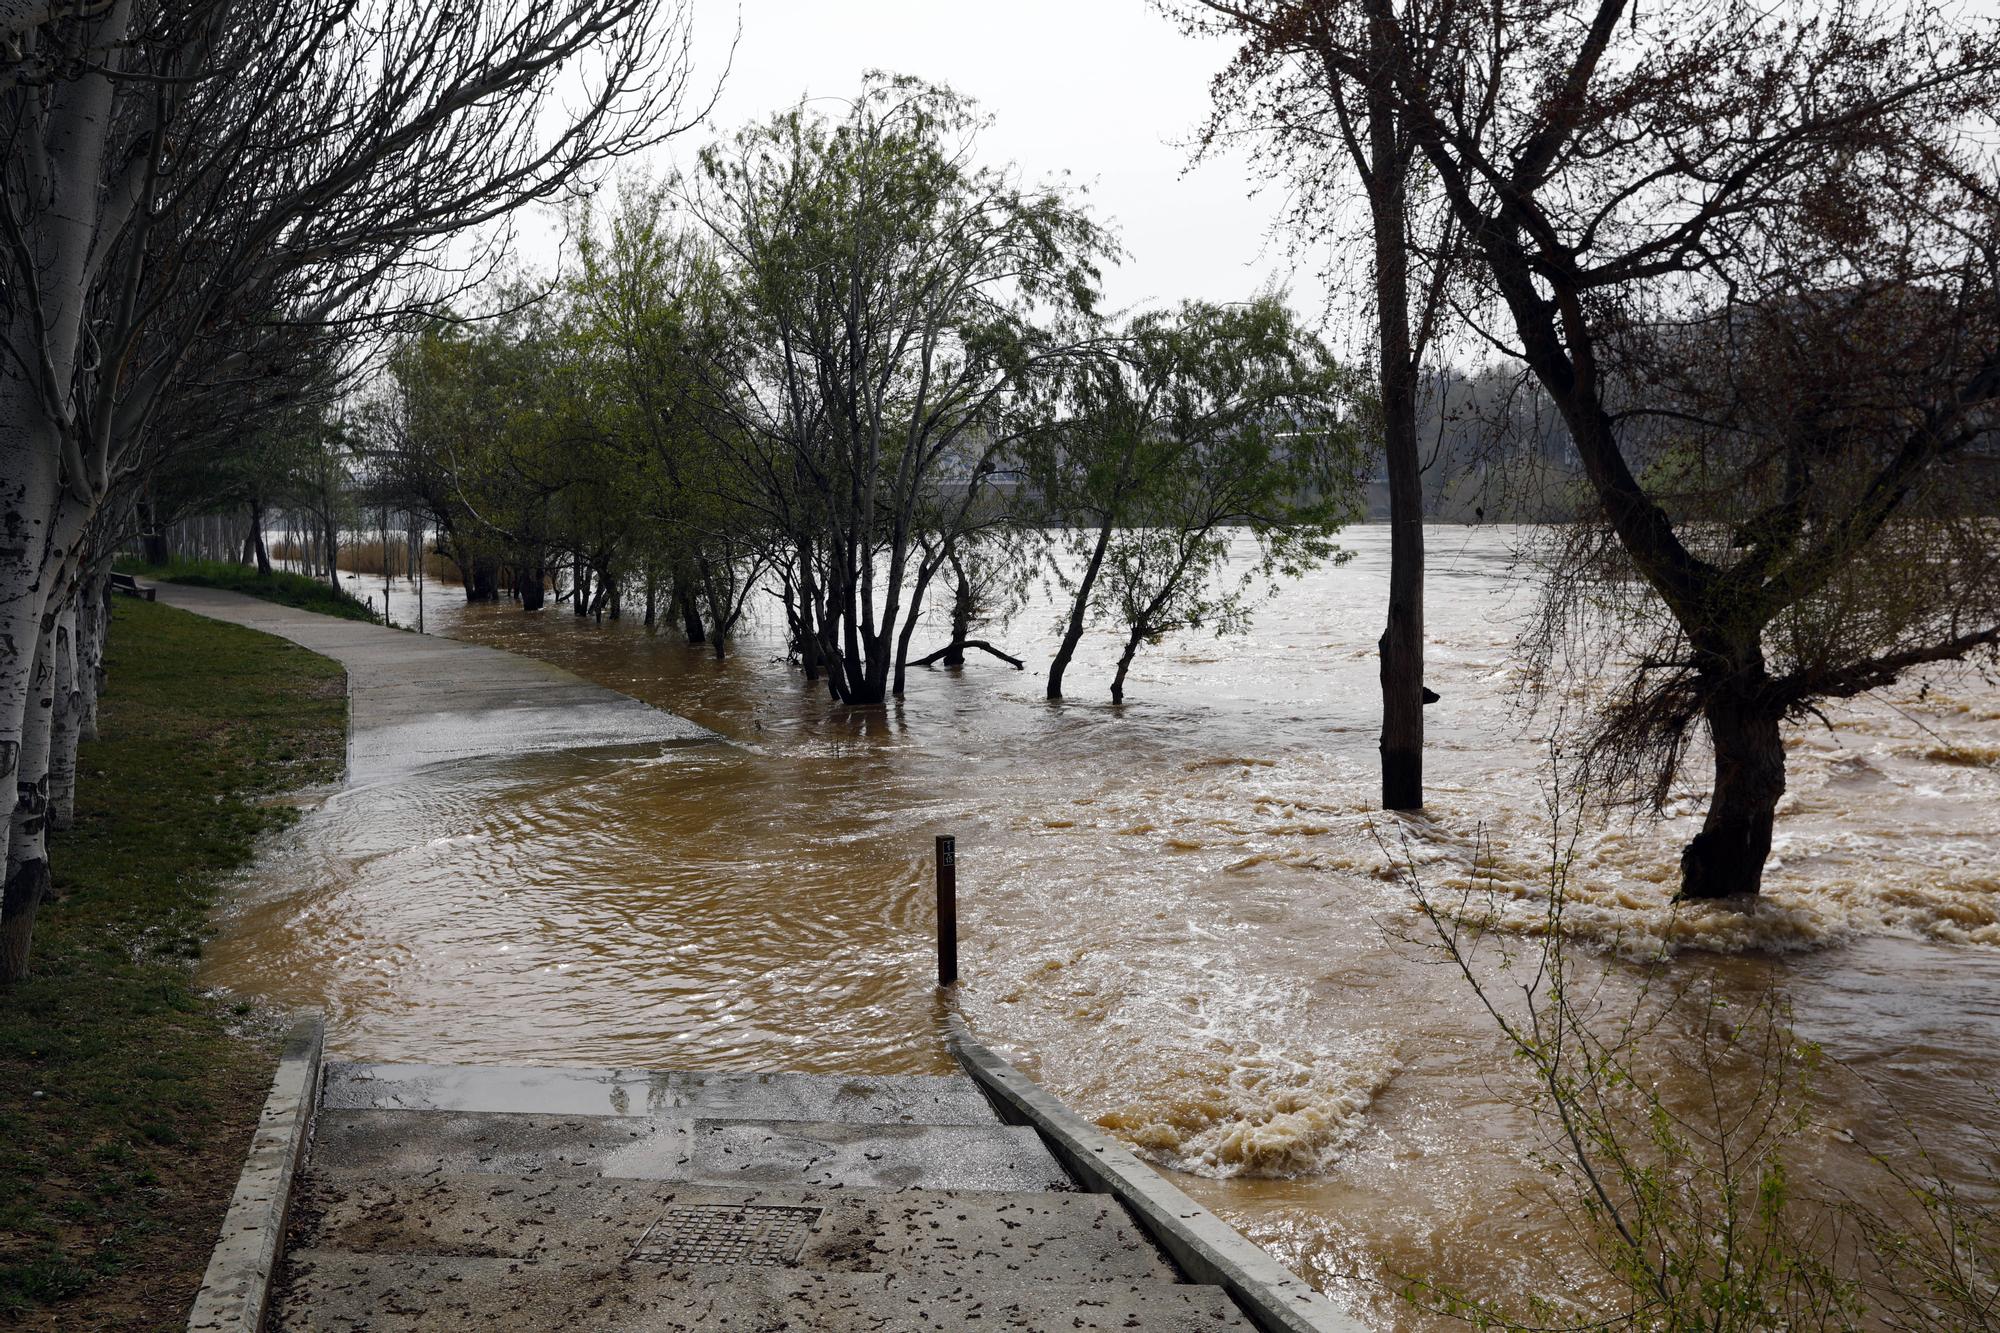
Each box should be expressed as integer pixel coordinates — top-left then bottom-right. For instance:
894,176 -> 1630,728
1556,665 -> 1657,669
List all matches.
935,835 -> 958,988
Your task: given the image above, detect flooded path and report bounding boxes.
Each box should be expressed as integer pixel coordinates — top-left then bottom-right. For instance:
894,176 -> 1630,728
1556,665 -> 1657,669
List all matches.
154,581 -> 710,780
206,527 -> 2000,1323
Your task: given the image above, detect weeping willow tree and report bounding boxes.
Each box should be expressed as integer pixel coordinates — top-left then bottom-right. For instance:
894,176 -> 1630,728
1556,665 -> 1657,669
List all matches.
1527,286 -> 2000,901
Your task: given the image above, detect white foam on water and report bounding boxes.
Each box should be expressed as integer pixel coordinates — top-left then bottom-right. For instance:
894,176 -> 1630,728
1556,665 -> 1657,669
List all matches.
1094,1039 -> 1401,1178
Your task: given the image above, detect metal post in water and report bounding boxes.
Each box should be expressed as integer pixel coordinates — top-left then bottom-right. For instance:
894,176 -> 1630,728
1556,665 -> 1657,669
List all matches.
935,834 -> 958,988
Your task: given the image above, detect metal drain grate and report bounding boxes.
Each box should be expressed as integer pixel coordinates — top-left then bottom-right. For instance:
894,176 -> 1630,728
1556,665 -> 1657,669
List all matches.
630,1204 -> 824,1267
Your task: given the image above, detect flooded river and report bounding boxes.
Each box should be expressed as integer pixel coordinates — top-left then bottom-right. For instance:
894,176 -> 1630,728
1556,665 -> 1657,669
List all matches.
206,526 -> 2000,1323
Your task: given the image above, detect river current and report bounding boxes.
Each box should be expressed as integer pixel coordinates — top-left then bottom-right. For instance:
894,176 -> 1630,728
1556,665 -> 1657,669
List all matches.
205,525 -> 2000,1323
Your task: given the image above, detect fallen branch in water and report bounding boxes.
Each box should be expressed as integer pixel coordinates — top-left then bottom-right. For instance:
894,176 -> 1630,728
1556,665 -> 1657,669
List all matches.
915,640 -> 1025,670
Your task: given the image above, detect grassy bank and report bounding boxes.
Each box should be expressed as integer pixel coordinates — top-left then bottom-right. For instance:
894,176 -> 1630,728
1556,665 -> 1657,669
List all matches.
122,556 -> 380,623
0,598 -> 345,1329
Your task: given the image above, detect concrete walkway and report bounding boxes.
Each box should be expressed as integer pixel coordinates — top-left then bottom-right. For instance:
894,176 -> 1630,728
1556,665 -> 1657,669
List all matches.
275,1062 -> 1255,1330
154,585 -> 712,781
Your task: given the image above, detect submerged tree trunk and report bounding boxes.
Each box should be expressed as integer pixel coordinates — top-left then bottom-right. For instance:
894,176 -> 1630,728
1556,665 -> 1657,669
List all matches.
915,555 -> 1024,674
697,559 -> 741,662
856,596 -> 901,706
677,578 -> 706,644
1110,626 -> 1143,705
464,556 -> 499,603
1366,10 -> 1427,813
782,570 -> 816,680
892,551 -> 943,698
1,623 -> 56,984
812,562 -> 865,704
944,558 -> 972,666
910,557 -> 1028,672
1049,515 -> 1115,700
1680,686 -> 1787,900
1378,459 -> 1426,809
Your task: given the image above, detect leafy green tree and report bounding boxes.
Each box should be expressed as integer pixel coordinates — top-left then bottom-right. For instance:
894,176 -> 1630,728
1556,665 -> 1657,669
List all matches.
1023,298 -> 1366,702
690,74 -> 1112,705
373,296 -> 605,608
569,184 -> 771,656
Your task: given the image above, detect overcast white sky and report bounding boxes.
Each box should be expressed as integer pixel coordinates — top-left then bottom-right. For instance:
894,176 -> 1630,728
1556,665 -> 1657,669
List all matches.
519,0 -> 1335,320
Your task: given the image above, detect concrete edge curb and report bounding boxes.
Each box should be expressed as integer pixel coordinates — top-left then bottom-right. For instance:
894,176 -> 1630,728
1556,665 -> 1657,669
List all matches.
945,1014 -> 1370,1333
187,1013 -> 324,1332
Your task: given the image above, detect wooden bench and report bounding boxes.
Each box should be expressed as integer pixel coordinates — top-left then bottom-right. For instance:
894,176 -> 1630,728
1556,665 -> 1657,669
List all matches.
109,571 -> 156,601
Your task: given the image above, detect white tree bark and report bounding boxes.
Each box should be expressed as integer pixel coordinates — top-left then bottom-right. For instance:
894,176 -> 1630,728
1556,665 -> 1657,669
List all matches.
76,567 -> 106,744
0,403 -> 66,881
1,3 -> 125,880
47,601 -> 78,833
1,621 -> 55,982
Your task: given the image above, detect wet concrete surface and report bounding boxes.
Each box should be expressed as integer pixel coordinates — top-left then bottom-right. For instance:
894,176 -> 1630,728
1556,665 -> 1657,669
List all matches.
156,591 -> 1277,1326
276,1065 -> 1249,1329
312,1109 -> 1075,1191
324,1063 -> 1002,1124
296,1176 -> 1179,1280
154,585 -> 713,780
278,1253 -> 1253,1330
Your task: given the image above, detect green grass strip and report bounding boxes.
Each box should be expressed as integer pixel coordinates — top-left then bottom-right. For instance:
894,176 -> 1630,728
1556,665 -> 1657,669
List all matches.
0,598 -> 345,1329
120,556 -> 381,623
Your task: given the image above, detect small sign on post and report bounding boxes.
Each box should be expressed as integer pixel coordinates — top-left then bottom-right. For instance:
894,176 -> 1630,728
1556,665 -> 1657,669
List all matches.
935,834 -> 958,988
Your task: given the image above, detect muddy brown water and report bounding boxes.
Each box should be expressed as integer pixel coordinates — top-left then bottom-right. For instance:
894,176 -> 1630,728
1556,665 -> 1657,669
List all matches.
208,527 -> 2000,1323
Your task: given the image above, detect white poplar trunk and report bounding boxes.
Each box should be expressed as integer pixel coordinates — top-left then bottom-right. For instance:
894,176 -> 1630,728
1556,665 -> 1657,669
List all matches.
48,603 -> 79,833
0,398 -> 65,880
1,622 -> 56,982
2,3 -> 128,892
77,570 -> 107,743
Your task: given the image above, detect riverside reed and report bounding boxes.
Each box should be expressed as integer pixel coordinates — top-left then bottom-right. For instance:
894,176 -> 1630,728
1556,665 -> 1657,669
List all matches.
0,598 -> 344,1328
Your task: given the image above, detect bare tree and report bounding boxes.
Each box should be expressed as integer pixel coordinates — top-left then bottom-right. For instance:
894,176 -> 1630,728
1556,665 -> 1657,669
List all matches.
1,0 -> 715,980
1180,0 -> 1462,810
1249,0 -> 2000,898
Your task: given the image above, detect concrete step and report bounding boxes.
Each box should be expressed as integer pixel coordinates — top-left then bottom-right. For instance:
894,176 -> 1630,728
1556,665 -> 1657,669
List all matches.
322,1062 -> 1001,1126
311,1111 -> 1074,1192
293,1175 -> 1178,1282
274,1251 -> 1254,1330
